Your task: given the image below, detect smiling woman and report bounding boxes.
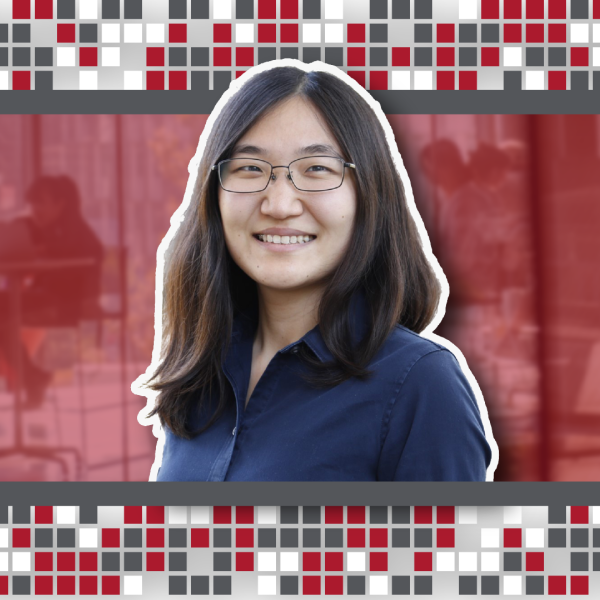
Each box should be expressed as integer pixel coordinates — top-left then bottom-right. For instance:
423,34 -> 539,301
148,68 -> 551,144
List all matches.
137,61 -> 496,481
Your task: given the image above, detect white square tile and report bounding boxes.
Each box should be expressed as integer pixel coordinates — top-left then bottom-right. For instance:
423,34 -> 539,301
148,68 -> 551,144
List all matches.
525,70 -> 545,90
324,23 -> 343,43
257,575 -> 277,595
369,576 -> 388,595
57,47 -> 76,67
347,552 -> 366,572
102,24 -> 120,43
0,72 -> 7,91
391,71 -> 410,90
258,552 -> 277,572
168,506 -> 187,525
124,23 -> 142,43
504,507 -> 522,525
0,529 -> 8,548
571,23 -> 589,44
124,71 -> 143,90
459,0 -> 477,19
236,23 -> 254,43
257,507 -> 276,525
280,552 -> 298,572
525,528 -> 544,548
481,552 -> 500,572
80,71 -> 98,90
414,70 -> 433,90
102,47 -> 120,67
593,47 -> 600,68
12,552 -> 30,572
458,552 -> 477,572
56,507 -> 76,525
503,575 -> 522,595
302,24 -> 321,44
146,24 -> 164,44
481,528 -> 500,548
191,507 -> 210,524
80,528 -> 98,548
503,47 -> 522,67
124,576 -> 142,595
213,0 -> 232,19
592,506 -> 600,524
594,24 -> 600,43
436,552 -> 455,572
79,0 -> 98,19
458,507 -> 477,525
0,552 -> 7,571
324,0 -> 343,18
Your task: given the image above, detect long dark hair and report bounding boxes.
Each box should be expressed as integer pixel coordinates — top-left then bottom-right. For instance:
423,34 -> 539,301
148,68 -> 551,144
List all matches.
144,65 -> 442,439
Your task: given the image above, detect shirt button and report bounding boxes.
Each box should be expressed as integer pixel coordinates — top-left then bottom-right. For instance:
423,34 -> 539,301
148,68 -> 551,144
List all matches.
290,346 -> 299,354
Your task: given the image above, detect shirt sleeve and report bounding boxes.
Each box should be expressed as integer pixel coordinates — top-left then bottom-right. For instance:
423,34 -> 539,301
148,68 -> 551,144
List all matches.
377,348 -> 492,481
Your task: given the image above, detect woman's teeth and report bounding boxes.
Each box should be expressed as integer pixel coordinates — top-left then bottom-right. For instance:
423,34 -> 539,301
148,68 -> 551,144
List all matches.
256,234 -> 316,245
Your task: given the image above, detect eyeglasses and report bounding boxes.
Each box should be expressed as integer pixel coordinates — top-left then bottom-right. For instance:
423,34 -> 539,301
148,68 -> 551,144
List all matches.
211,156 -> 356,193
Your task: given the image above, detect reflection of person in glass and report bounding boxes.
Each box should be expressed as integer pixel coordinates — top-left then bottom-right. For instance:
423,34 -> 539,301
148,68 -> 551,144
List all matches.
0,175 -> 103,408
142,64 -> 494,481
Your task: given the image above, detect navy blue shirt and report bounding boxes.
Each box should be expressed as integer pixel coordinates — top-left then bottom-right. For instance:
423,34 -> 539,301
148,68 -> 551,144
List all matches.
156,290 -> 492,481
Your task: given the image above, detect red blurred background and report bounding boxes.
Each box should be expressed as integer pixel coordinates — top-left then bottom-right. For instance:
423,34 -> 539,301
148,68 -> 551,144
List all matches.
0,114 -> 598,482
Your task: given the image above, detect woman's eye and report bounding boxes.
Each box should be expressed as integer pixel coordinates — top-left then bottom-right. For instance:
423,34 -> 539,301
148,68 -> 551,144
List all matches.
307,165 -> 330,172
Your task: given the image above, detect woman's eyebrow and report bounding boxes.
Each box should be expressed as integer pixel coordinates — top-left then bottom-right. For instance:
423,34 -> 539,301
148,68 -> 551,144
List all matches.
231,143 -> 343,159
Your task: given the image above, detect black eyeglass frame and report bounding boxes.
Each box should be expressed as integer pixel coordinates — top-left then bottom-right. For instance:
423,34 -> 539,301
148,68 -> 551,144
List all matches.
211,156 -> 357,193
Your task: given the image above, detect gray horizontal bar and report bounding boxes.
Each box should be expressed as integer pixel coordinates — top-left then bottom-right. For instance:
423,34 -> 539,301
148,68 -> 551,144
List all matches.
1,91 -> 600,114
0,482 -> 598,505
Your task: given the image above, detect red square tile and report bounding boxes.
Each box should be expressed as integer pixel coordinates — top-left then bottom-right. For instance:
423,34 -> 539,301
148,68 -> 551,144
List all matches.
214,507 -> 232,524
369,71 -> 387,90
481,47 -> 500,67
549,576 -> 566,595
436,507 -> 455,525
35,0 -> 52,18
79,576 -> 98,595
35,576 -> 53,595
13,71 -> 30,90
571,47 -> 588,67
236,528 -> 254,548
459,71 -> 477,90
347,71 -> 365,88
147,529 -> 165,547
347,529 -> 365,548
191,529 -> 209,548
526,0 -> 544,18
347,507 -> 365,524
325,507 -> 343,524
57,576 -> 76,595
102,529 -> 119,548
79,552 -> 98,572
504,0 -> 521,17
347,24 -> 365,43
146,552 -> 164,571
504,528 -> 522,548
302,576 -> 321,595
437,24 -> 454,43
303,552 -> 321,571
595,0 -> 600,18
325,576 -> 343,595
280,0 -> 298,19
124,507 -> 142,524
57,23 -> 75,42
13,0 -> 30,19
392,47 -> 410,66
414,552 -> 433,571
526,552 -> 544,571
437,71 -> 455,90
102,575 -> 120,595
369,552 -> 388,571
548,23 -> 566,43
571,576 -> 588,595
548,71 -> 566,90
548,0 -> 566,18
571,507 -> 589,524
35,552 -> 53,571
13,529 -> 30,548
437,529 -> 455,548
213,23 -> 231,43
146,506 -> 164,524
0,576 -> 6,596
236,47 -> 254,66
415,507 -> 432,524
325,552 -> 343,572
236,552 -> 254,571
213,46 -> 232,66
35,507 -> 53,525
482,0 -> 499,18
370,529 -> 388,548
169,23 -> 187,43
80,47 -> 98,67
526,24 -> 544,43
258,23 -> 276,42
437,47 -> 454,67
146,71 -> 165,90
169,71 -> 186,90
504,24 -> 521,43
280,23 -> 298,43
57,552 -> 76,571
258,0 -> 276,18
348,47 -> 365,67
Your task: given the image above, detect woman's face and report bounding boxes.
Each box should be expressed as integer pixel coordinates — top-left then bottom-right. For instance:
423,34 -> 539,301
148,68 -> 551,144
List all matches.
218,96 -> 357,295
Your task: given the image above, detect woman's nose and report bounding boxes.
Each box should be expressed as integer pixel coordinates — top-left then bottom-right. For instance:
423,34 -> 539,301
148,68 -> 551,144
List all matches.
261,169 -> 303,216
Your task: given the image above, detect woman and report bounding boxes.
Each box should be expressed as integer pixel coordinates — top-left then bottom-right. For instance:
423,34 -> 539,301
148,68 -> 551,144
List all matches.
139,62 -> 495,481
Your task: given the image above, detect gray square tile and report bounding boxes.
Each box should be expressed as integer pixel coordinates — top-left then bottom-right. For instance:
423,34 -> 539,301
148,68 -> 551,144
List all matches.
236,0 -> 253,18
481,23 -> 499,43
258,529 -> 276,548
214,529 -> 231,548
303,47 -> 321,63
169,575 -> 187,595
124,552 -> 142,571
0,507 -> 7,524
303,0 -> 320,19
191,0 -> 209,18
593,552 -> 600,571
281,507 -> 298,524
504,552 -> 521,571
191,47 -> 209,66
525,576 -> 544,595
0,48 -> 8,66
259,47 -> 277,63
573,71 -> 589,90
169,552 -> 187,571
79,23 -> 97,43
571,552 -> 589,571
213,576 -> 231,595
12,576 -> 30,596
481,575 -> 499,595
281,47 -> 298,60
459,576 -> 477,595
303,528 -> 321,548
459,47 -> 477,67
370,0 -> 387,18
124,0 -> 142,19
571,0 -> 588,18
392,575 -> 410,594
414,576 -> 432,595
102,552 -> 120,571
281,576 -> 298,595
281,529 -> 298,548
392,528 -> 410,548
370,507 -> 388,525
169,528 -> 187,548
324,47 -> 343,66
459,23 -> 477,43
12,24 -> 30,43
414,47 -> 432,67
79,506 -> 97,524
504,71 -> 522,91
548,47 -> 566,67
370,47 -> 387,67
348,575 -> 366,594
392,507 -> 410,524
526,47 -> 544,67
102,0 -> 120,18
214,71 -> 231,92
325,529 -> 343,548
549,528 -> 567,547
12,50 -> 31,69
548,506 -> 566,524
370,24 -> 387,43
303,507 -> 320,524
213,552 -> 231,571
414,0 -> 432,19
191,575 -> 209,595
35,47 -> 53,67
57,528 -> 75,548
593,529 -> 600,548
124,529 -> 143,548
191,71 -> 209,90
35,529 -> 53,548
57,0 -> 75,18
170,0 -> 187,18
414,528 -> 432,548
593,71 -> 600,91
392,0 -> 410,19
572,529 -> 589,548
